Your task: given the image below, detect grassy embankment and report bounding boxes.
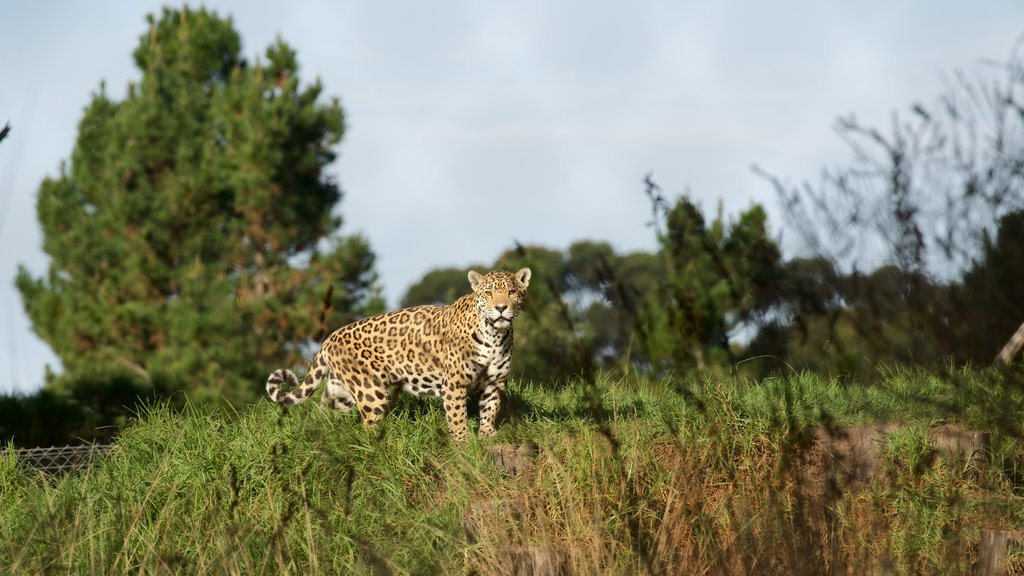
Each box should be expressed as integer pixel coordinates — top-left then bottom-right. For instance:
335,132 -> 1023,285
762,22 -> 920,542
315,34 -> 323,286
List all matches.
2,366 -> 1024,574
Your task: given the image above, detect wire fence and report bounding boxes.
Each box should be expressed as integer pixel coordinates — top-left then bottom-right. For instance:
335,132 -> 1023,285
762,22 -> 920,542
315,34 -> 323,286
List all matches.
2,444 -> 112,475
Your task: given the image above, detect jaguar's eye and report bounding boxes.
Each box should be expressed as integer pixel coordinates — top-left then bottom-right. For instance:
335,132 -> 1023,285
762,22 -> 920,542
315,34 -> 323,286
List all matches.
507,289 -> 516,296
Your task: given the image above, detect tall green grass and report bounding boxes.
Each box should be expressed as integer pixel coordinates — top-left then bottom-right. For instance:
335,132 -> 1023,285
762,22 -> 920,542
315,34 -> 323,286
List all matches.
2,366 -> 1023,574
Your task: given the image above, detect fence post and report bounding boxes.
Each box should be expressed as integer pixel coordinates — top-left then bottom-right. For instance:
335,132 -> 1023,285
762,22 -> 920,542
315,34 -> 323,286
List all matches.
978,529 -> 1024,576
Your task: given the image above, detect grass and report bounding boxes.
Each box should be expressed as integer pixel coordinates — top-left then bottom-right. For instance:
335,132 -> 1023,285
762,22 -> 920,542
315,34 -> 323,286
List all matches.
2,365 -> 1024,574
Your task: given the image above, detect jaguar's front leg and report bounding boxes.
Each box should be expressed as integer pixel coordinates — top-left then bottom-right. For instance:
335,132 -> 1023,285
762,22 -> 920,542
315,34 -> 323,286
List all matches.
477,379 -> 506,438
442,381 -> 470,442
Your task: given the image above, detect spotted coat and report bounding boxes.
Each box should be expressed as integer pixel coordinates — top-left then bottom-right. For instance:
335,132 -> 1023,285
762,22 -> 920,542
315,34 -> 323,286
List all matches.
266,268 -> 532,442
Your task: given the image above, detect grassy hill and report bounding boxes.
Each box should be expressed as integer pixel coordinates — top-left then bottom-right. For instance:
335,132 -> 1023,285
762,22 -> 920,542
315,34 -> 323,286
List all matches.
3,367 -> 1024,574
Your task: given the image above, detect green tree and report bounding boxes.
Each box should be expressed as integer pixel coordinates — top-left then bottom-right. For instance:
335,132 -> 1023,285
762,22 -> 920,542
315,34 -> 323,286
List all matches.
956,209 -> 1024,363
493,245 -> 597,382
753,38 -> 1024,373
402,245 -> 597,384
640,193 -> 782,371
745,258 -> 961,378
399,266 -> 484,308
16,7 -> 381,406
401,194 -> 785,381
743,256 -> 847,374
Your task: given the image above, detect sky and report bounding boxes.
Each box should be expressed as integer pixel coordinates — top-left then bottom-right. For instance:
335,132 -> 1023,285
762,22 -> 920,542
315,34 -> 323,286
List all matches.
1,1 -> 1021,394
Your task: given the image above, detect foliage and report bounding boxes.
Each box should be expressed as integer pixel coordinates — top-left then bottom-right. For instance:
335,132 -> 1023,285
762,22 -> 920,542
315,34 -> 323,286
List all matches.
0,367 -> 173,447
639,189 -> 782,371
749,39 -> 1024,375
402,193 -> 784,383
746,262 -> 955,378
402,246 -> 598,383
399,266 -> 483,308
16,7 -> 381,406
955,210 -> 1024,363
743,206 -> 1024,378
2,367 -> 1022,574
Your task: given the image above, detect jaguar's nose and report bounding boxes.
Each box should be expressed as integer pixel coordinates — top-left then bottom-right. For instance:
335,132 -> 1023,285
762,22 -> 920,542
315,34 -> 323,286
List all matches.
495,304 -> 508,313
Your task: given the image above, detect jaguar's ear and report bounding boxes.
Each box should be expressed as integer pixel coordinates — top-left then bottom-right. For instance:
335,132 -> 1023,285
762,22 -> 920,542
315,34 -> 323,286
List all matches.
468,270 -> 484,290
515,267 -> 532,290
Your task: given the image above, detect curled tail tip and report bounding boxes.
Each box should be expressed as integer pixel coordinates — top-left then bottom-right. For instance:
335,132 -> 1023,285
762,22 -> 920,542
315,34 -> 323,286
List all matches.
266,368 -> 310,406
265,368 -> 293,401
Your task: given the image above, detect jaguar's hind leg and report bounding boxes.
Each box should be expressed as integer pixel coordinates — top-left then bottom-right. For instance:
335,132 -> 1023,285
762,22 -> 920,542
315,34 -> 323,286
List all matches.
321,377 -> 355,412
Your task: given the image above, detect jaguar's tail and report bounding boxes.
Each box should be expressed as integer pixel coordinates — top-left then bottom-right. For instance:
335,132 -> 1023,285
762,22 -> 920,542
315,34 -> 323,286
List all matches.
266,353 -> 329,406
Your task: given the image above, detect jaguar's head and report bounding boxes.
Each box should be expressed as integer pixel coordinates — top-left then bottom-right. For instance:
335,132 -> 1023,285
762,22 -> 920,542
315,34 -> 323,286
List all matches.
467,268 -> 531,329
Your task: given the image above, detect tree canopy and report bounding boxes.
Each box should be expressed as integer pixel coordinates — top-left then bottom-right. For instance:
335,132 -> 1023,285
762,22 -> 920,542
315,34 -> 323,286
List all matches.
401,195 -> 784,383
17,7 -> 381,406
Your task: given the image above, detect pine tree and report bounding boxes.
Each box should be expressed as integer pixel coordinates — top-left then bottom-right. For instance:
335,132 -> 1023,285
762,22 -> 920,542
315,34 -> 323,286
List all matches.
641,198 -> 781,370
17,7 -> 381,405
